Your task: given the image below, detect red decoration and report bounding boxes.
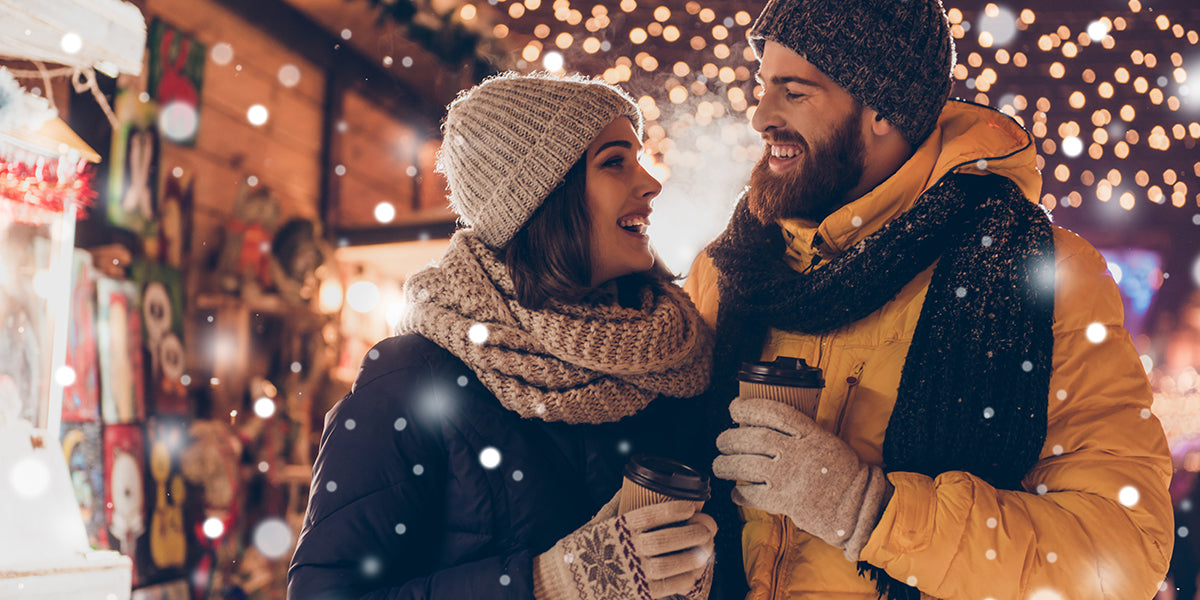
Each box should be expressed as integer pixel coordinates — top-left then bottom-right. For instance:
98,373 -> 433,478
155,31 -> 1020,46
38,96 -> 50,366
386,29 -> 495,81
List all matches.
0,156 -> 95,225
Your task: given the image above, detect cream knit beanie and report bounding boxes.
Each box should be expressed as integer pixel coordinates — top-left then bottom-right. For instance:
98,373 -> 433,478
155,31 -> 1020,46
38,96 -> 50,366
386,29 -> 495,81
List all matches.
437,72 -> 643,248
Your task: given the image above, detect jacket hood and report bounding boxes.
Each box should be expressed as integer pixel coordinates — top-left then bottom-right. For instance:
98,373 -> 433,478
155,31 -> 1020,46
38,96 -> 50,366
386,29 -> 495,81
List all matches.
778,99 -> 1039,264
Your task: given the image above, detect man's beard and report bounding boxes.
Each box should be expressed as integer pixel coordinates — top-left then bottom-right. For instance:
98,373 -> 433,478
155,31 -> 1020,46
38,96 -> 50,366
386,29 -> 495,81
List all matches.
747,109 -> 867,224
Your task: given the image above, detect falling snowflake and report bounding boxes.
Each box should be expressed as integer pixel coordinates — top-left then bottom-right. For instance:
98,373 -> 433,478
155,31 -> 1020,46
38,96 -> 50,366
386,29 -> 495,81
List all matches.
534,403 -> 547,415
469,323 -> 490,344
1180,526 -> 1190,538
1139,408 -> 1152,420
1021,361 -> 1033,372
1055,390 -> 1068,401
394,418 -> 408,431
457,375 -> 469,387
1118,486 -> 1140,507
906,575 -> 918,586
500,575 -> 511,586
956,287 -> 968,298
480,447 -> 502,469
986,549 -> 996,560
326,481 -> 338,492
368,349 -> 380,360
976,159 -> 989,171
1052,444 -> 1063,456
1036,484 -> 1048,495
981,235 -> 993,247
395,523 -> 407,535
345,419 -> 357,430
512,470 -> 524,481
1085,323 -> 1108,344
983,407 -> 995,419
820,467 -> 828,474
1046,552 -> 1058,563
850,216 -> 863,227
413,464 -> 425,476
986,517 -> 998,529
616,440 -> 632,454
1028,588 -> 1065,600
361,556 -> 382,578
253,518 -> 294,559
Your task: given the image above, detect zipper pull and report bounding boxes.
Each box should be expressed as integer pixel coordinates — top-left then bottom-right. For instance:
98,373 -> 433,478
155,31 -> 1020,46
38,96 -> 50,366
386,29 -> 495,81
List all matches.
846,361 -> 865,386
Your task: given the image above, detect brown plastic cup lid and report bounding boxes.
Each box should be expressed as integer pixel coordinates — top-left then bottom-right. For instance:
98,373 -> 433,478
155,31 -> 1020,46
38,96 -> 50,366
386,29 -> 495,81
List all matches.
623,455 -> 710,501
738,356 -> 824,388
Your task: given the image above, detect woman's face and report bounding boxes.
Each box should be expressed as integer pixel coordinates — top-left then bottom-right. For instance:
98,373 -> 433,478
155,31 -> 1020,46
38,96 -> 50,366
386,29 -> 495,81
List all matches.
584,117 -> 662,287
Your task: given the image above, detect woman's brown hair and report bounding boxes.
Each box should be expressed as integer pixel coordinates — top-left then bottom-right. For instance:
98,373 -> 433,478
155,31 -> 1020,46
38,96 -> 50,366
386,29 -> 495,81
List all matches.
503,154 -> 674,309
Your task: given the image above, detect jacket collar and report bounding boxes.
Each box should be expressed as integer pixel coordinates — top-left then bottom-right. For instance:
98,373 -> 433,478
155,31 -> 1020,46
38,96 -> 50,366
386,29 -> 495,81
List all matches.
777,99 -> 1039,266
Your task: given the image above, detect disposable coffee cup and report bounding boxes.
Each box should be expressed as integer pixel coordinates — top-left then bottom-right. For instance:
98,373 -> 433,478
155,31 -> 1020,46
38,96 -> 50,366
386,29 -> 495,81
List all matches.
737,356 -> 824,418
617,455 -> 710,515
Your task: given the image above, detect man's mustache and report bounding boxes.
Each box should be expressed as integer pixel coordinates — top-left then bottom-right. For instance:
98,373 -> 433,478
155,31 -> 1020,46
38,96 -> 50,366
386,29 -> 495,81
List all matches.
762,129 -> 809,152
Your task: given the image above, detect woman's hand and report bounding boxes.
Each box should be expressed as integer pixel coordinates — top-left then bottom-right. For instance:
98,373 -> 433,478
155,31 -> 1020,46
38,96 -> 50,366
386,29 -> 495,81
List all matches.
534,495 -> 717,600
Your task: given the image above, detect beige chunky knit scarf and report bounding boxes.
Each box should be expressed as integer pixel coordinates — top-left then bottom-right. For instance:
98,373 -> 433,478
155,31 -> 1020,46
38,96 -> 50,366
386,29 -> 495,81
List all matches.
397,231 -> 713,424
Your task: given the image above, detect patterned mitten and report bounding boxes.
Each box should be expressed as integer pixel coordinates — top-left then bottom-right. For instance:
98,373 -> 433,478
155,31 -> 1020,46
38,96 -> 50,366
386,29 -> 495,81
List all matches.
533,494 -> 717,600
712,397 -> 893,561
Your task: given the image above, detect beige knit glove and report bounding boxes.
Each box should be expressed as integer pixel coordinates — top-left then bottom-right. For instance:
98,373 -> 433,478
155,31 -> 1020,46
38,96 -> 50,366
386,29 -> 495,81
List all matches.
533,492 -> 716,600
712,397 -> 893,561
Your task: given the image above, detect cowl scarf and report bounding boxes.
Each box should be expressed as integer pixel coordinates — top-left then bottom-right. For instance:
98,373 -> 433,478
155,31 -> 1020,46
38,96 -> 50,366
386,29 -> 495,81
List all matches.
397,231 -> 713,425
706,173 -> 1055,600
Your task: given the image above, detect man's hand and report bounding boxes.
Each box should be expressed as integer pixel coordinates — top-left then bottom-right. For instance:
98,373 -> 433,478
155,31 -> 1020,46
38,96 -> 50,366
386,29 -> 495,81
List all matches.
711,397 -> 893,561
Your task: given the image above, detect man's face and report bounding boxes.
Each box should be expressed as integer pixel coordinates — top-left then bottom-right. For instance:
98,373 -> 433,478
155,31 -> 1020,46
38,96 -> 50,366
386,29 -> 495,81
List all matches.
748,41 -> 867,224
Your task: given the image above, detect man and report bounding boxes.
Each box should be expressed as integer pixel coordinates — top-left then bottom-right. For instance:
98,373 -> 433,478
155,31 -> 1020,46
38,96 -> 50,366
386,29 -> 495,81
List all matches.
685,0 -> 1175,598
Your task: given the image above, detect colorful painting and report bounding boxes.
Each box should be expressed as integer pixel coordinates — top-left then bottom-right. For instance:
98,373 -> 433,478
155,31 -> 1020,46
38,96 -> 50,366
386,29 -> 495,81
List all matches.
62,249 -> 101,422
147,18 -> 205,147
97,276 -> 145,424
133,262 -> 187,415
131,578 -> 190,600
155,170 -> 193,271
104,423 -> 147,586
142,416 -> 190,584
62,421 -> 108,549
106,89 -> 159,238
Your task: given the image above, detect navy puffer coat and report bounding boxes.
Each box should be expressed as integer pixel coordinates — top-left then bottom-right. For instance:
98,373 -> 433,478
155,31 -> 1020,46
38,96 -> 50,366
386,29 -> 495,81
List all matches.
288,333 -> 704,599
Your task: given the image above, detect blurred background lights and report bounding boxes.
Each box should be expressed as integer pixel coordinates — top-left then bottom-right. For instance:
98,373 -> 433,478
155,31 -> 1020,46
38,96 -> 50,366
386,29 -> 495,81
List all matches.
976,4 -> 1019,47
1087,20 -> 1110,43
1061,136 -> 1084,157
479,447 -> 501,469
253,518 -> 294,559
468,323 -> 489,344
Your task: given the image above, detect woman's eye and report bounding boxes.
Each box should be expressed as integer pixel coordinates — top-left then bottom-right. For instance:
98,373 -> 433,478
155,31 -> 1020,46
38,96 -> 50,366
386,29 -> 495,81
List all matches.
603,156 -> 625,168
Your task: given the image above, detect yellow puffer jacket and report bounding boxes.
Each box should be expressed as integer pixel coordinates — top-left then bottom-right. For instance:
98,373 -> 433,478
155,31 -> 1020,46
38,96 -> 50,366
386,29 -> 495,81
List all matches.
684,100 -> 1173,599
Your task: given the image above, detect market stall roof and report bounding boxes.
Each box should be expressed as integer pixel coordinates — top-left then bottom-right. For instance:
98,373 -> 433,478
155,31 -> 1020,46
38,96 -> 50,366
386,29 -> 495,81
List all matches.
0,0 -> 145,76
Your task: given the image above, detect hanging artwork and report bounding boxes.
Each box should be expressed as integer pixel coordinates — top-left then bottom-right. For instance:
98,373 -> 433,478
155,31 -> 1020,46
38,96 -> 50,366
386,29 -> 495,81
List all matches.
154,169 -> 193,271
62,249 -> 101,422
104,422 -> 147,587
106,88 -> 159,240
142,416 -> 190,584
147,18 -> 205,147
133,262 -> 187,415
97,275 -> 145,423
61,421 -> 108,550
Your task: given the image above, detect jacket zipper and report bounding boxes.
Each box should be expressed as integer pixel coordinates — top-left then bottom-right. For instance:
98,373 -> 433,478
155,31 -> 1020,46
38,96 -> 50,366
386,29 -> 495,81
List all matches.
769,515 -> 789,600
836,361 -> 866,436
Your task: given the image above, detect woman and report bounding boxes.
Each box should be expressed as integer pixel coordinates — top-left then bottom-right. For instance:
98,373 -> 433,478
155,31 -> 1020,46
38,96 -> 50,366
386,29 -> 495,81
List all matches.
288,73 -> 717,600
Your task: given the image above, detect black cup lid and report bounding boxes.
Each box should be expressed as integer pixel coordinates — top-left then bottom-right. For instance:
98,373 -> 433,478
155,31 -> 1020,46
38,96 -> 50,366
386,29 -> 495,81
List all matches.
738,356 -> 824,387
623,455 -> 710,501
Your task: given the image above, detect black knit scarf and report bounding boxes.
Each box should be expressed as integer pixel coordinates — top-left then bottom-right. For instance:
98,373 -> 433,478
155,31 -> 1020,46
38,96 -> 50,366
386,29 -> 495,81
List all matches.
704,173 -> 1055,600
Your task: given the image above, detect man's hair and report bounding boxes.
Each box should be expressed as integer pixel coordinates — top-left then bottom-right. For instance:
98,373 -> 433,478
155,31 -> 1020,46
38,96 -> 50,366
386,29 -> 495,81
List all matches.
503,155 -> 673,309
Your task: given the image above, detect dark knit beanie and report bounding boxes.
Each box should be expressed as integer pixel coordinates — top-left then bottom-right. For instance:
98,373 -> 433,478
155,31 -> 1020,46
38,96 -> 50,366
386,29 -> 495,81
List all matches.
748,0 -> 955,147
